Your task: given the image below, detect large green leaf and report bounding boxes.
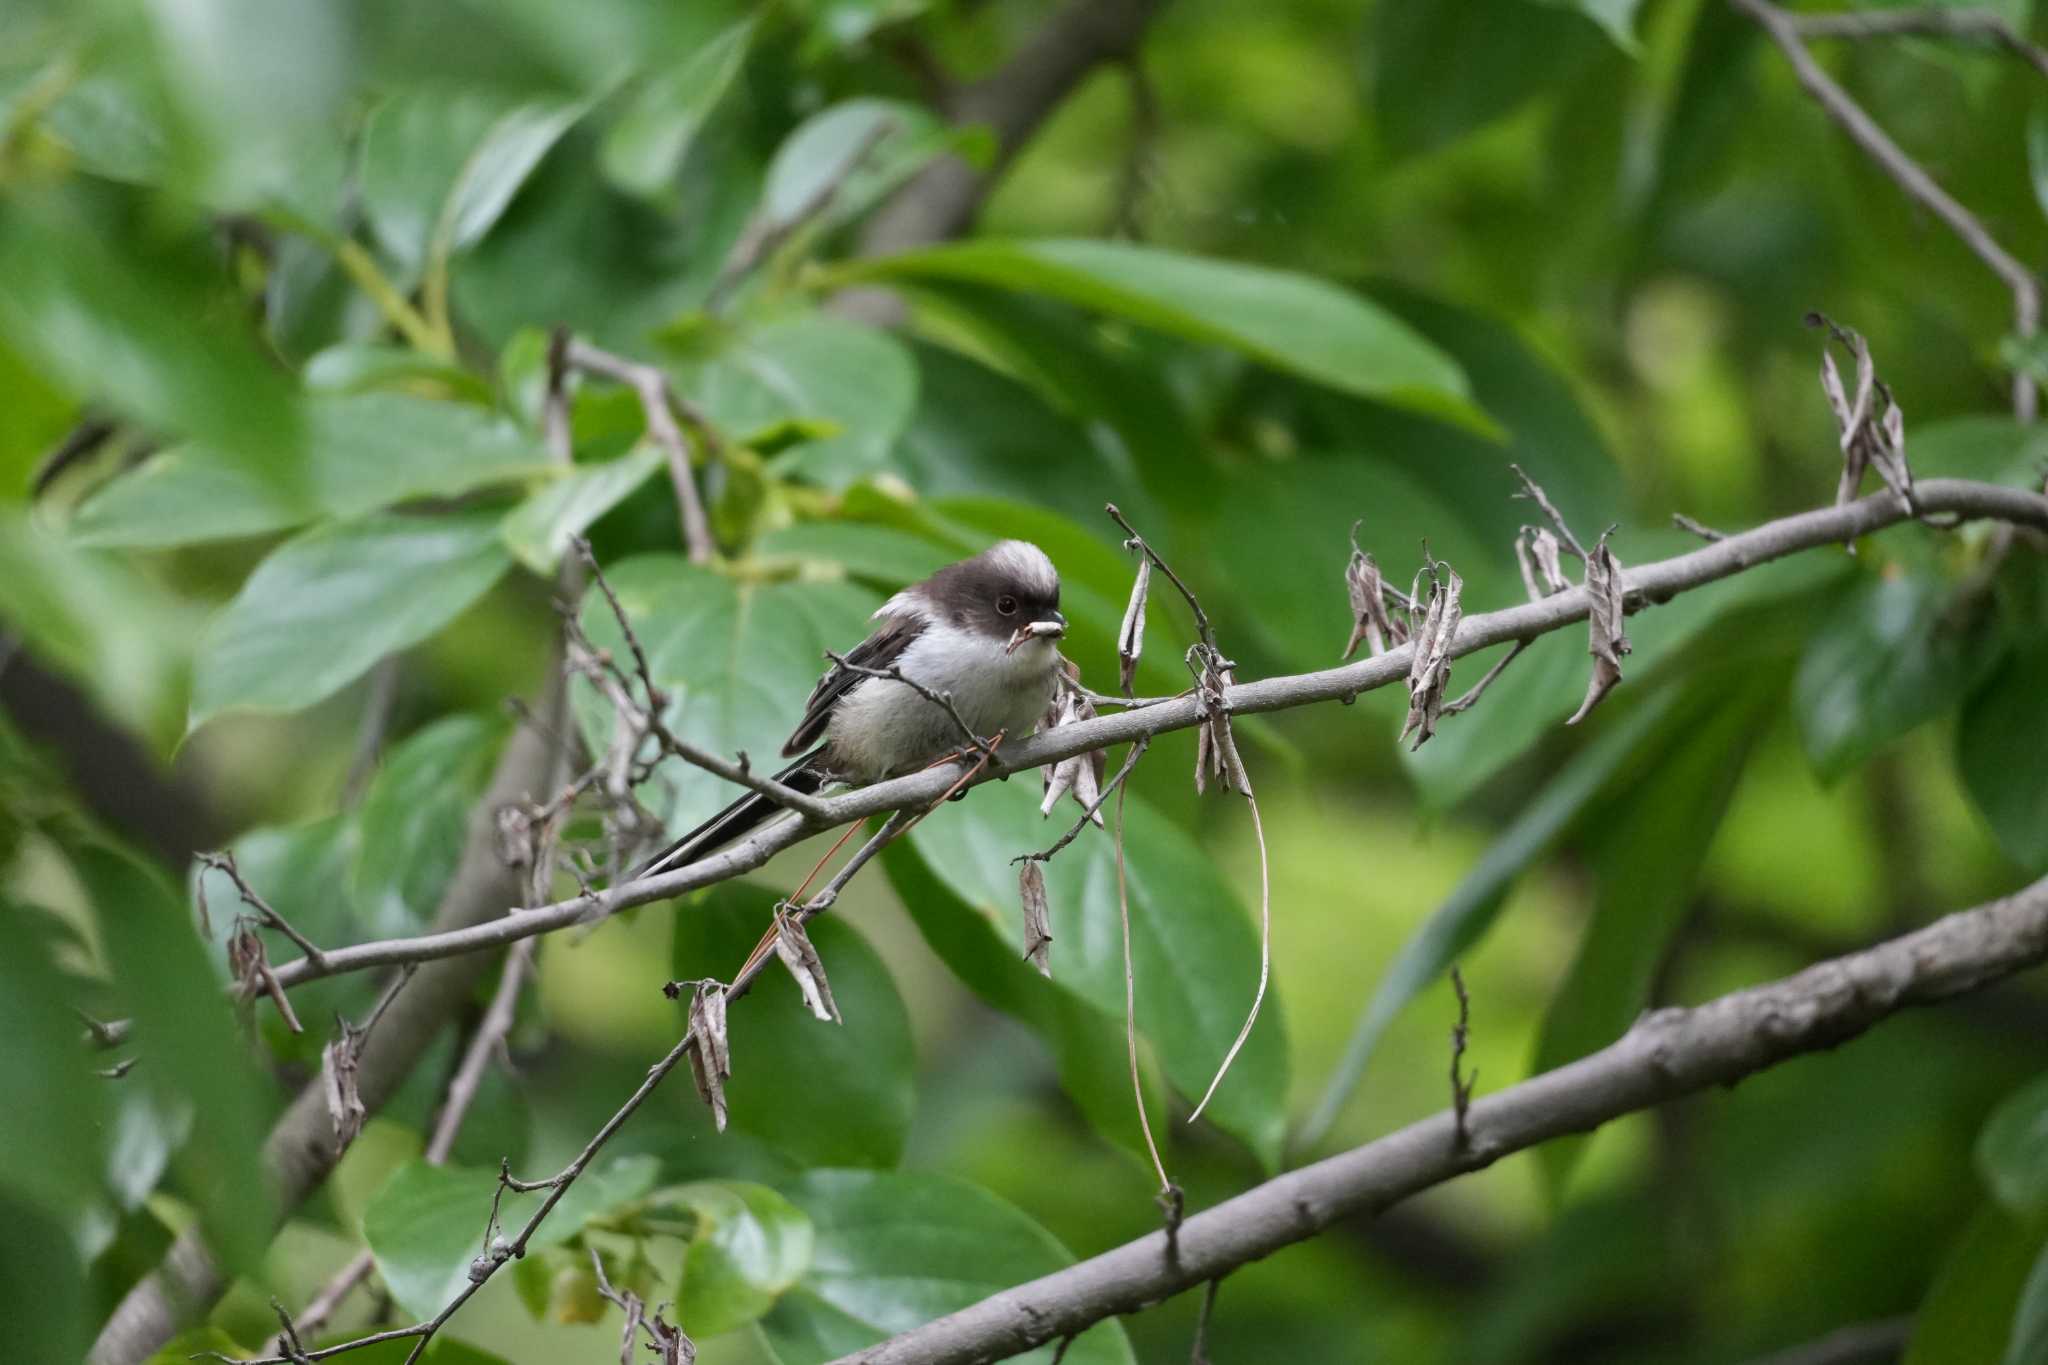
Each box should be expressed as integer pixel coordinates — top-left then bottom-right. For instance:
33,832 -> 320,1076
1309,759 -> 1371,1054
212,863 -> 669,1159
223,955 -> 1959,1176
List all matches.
678,315 -> 919,489
353,713 -> 509,937
437,99 -> 591,260
761,98 -> 956,232
1532,684 -> 1772,1197
1299,686 -> 1684,1151
0,1196 -> 87,1365
363,1155 -> 659,1321
1795,570 -> 2008,782
601,18 -> 754,199
891,779 -> 1289,1167
499,445 -> 664,573
1905,1206 -> 2048,1365
191,512 -> 513,729
759,1170 -> 1134,1365
574,557 -> 879,832
0,506 -> 200,751
844,239 -> 1482,428
1960,639 -> 2048,873
70,393 -> 552,549
0,202 -> 303,486
660,1180 -> 815,1337
0,904 -> 110,1236
671,885 -> 914,1168
1910,416 -> 2048,489
73,843 -> 274,1273
1981,1070 -> 2048,1220
1371,0 -> 1610,160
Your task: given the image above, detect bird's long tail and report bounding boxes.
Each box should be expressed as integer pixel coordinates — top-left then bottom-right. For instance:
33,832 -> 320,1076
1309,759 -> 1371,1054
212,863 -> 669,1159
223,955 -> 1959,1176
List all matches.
629,746 -> 829,882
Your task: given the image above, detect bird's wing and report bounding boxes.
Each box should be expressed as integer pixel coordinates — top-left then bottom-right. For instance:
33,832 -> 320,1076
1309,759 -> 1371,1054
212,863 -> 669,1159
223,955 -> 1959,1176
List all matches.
781,612 -> 925,756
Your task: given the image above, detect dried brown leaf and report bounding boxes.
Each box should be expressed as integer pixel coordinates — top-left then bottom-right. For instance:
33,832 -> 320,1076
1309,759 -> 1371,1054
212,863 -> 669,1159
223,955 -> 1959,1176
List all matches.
1342,526 -> 1408,659
1018,861 -> 1054,978
772,911 -> 840,1024
1117,557 -> 1151,695
1566,531 -> 1631,725
1038,669 -> 1105,827
683,981 -> 731,1131
1514,527 -> 1571,601
1398,561 -> 1463,750
320,1033 -> 366,1147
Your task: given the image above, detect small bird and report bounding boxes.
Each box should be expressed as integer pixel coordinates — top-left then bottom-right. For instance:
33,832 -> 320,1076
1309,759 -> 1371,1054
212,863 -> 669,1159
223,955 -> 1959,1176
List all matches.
634,539 -> 1068,880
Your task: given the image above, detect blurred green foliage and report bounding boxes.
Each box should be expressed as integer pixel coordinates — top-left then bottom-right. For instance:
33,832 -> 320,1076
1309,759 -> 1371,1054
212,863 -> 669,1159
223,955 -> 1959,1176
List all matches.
4,0 -> 2048,1362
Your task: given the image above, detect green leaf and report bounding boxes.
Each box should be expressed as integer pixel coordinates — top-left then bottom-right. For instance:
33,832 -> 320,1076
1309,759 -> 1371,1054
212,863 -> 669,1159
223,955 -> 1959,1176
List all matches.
500,446 -> 664,573
70,393 -> 552,549
2010,1242 -> 2048,1365
1959,640 -> 2048,873
753,521 -> 954,588
361,91 -> 507,276
1533,0 -> 1643,53
1905,1205 -> 2048,1365
0,506 -> 201,751
191,512 -> 513,729
1980,1070 -> 2048,1219
681,315 -> 919,488
0,1195 -> 88,1365
363,1155 -> 659,1321
759,1170 -> 1135,1365
760,98 -> 951,231
1910,415 -> 2048,490
601,19 -> 754,199
891,780 -> 1289,1167
354,714 -> 510,937
303,343 -> 495,402
574,556 -> 879,831
2028,105 -> 2048,225
436,99 -> 591,259
0,903 -> 110,1235
1302,686 -> 1683,1149
1372,0 -> 1609,160
0,201 -> 304,486
1533,685 -> 1771,1198
658,1180 -> 814,1336
846,239 -> 1482,429
1795,571 -> 2007,782
73,842 -> 274,1273
671,885 -> 914,1168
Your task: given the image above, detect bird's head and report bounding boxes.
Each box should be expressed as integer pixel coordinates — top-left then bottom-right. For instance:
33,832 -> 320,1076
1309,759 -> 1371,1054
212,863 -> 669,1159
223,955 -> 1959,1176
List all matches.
921,539 -> 1066,656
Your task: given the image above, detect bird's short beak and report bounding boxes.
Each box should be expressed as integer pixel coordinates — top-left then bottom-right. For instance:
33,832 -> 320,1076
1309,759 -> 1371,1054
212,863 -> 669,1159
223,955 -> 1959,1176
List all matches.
1006,613 -> 1066,655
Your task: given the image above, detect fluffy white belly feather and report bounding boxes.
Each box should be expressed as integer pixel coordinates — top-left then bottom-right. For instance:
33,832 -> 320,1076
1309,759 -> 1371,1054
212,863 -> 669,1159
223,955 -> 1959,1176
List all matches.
825,628 -> 1060,781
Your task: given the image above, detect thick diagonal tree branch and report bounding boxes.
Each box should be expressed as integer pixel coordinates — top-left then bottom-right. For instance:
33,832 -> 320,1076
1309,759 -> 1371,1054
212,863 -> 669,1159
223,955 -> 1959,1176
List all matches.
259,477 -> 2048,992
830,875 -> 2048,1365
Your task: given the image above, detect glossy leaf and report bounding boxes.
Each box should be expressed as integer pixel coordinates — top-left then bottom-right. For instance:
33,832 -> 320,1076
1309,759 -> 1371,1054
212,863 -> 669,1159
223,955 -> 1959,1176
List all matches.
759,1170 -> 1134,1365
659,1180 -> 814,1336
1795,571 -> 2007,782
574,556 -> 879,831
1909,416 -> 2048,489
1535,0 -> 1643,52
70,393 -> 550,549
1304,687 -> 1684,1147
671,886 -> 914,1168
761,98 -> 951,230
1904,1205 -> 2047,1365
891,779 -> 1289,1166
1372,0 -> 1609,161
191,512 -> 512,729
1533,685 -> 1771,1197
681,315 -> 919,488
0,904 -> 110,1234
500,446 -> 664,573
438,99 -> 589,258
752,520 -> 954,588
1980,1070 -> 2048,1219
363,1155 -> 659,1321
73,843 -> 274,1273
601,19 -> 754,198
1959,640 -> 2048,873
354,714 -> 509,936
847,238 -> 1481,428
303,343 -> 494,402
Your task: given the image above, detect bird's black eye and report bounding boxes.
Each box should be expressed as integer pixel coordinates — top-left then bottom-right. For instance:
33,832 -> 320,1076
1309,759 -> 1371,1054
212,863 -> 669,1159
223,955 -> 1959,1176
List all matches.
996,594 -> 1019,616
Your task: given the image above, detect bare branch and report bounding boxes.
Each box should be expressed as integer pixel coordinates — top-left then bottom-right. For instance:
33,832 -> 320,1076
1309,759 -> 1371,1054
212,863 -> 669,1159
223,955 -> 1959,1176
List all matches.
259,478 -> 2048,993
1737,0 -> 2042,422
1448,966 -> 1475,1151
827,874 -> 2048,1364
561,338 -> 718,564
1108,502 -> 1217,651
200,850 -> 326,967
1788,5 -> 2048,80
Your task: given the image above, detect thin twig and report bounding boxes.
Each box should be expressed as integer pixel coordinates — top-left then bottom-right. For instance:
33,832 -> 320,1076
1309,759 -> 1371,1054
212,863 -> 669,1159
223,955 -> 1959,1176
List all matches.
1116,778 -> 1173,1199
1448,966 -> 1475,1151
826,649 -> 998,760
1671,512 -> 1726,542
1788,6 -> 2048,80
1015,738 -> 1150,866
1440,640 -> 1529,717
1106,503 -> 1218,651
1509,463 -> 1588,559
1187,787 -> 1269,1124
1736,0 -> 2042,422
1190,1276 -> 1222,1365
199,851 -> 326,966
562,338 -> 718,564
